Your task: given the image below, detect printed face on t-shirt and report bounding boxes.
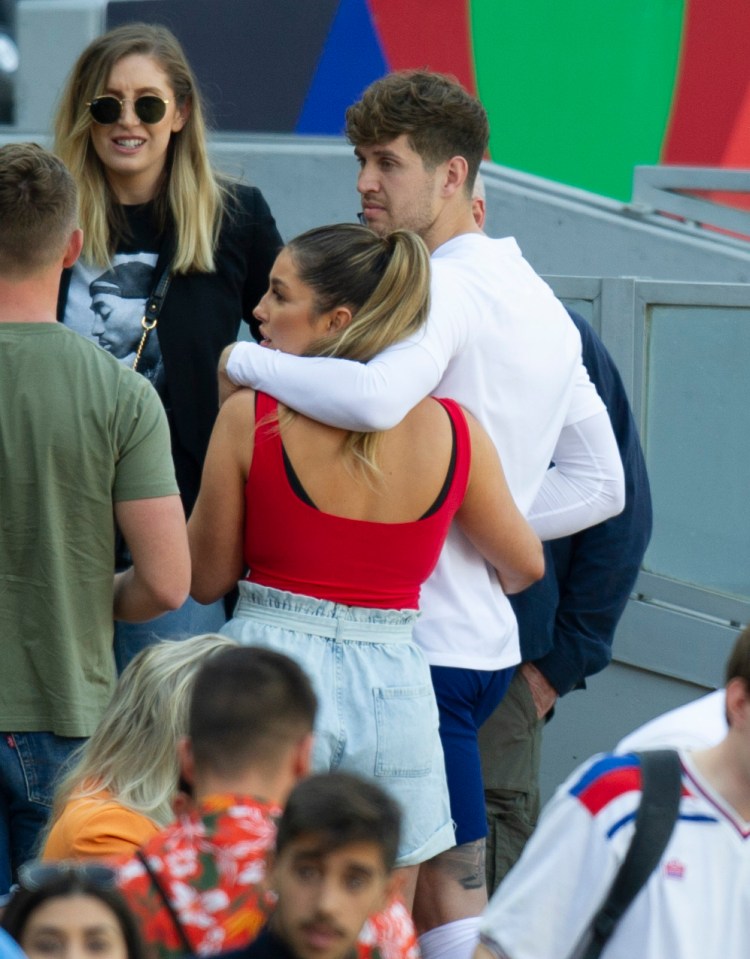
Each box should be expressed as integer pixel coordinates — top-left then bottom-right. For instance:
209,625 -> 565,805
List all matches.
90,292 -> 141,359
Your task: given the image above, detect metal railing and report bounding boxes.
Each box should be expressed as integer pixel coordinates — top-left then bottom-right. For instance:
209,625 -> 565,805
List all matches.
631,165 -> 750,241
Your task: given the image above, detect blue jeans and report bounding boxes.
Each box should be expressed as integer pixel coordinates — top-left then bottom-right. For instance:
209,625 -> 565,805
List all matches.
0,731 -> 86,894
114,595 -> 227,673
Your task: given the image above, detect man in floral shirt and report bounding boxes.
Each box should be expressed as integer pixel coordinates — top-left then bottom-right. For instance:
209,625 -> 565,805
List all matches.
117,647 -> 418,959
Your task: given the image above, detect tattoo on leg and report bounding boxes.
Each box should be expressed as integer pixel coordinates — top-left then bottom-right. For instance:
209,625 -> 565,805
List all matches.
435,839 -> 486,891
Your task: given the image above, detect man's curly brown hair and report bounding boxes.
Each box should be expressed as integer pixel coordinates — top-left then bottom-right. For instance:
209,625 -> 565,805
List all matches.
345,70 -> 489,195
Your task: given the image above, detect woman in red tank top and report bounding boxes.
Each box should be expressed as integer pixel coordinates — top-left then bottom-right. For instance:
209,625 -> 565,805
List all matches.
188,225 -> 543,886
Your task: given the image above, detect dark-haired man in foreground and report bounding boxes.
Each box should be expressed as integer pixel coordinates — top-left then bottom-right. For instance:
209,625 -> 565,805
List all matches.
227,772 -> 402,959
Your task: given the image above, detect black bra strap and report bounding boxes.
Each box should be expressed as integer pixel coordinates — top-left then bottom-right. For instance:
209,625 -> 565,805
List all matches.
281,412 -> 458,518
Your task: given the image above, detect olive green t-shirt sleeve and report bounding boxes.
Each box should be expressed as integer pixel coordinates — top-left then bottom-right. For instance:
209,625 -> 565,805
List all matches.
112,372 -> 179,503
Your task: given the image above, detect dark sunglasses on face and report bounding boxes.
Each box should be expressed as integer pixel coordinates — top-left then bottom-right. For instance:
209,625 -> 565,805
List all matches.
87,94 -> 171,125
18,861 -> 118,891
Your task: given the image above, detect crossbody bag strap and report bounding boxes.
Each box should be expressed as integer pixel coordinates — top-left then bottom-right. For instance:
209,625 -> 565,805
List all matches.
135,849 -> 195,956
133,264 -> 173,372
576,748 -> 683,959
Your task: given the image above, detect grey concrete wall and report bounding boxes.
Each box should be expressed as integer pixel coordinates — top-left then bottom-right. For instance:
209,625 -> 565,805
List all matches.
540,663 -> 710,802
15,0 -> 105,132
481,164 -> 750,284
210,134 -> 358,243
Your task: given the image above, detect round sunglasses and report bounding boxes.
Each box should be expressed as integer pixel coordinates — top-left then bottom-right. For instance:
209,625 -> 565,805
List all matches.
87,94 -> 171,125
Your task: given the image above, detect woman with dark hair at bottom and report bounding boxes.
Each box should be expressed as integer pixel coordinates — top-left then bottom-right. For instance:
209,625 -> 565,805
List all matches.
2,865 -> 147,959
189,223 -> 544,897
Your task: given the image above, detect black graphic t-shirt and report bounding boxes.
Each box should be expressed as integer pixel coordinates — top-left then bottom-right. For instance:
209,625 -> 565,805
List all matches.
64,204 -> 166,397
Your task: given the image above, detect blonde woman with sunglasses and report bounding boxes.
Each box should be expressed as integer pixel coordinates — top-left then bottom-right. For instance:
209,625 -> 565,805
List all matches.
54,23 -> 282,668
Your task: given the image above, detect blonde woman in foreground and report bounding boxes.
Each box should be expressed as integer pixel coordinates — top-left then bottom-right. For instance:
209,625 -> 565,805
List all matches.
42,634 -> 236,861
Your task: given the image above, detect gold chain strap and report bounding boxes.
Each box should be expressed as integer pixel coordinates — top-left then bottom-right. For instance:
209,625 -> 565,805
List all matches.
132,315 -> 158,372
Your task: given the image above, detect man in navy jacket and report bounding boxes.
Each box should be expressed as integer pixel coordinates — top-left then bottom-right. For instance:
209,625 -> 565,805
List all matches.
479,307 -> 653,892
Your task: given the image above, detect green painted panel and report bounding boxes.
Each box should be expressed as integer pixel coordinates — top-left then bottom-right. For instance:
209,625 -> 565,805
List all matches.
471,0 -> 684,199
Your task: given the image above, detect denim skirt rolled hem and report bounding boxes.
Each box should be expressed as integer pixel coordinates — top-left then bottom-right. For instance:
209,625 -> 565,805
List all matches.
221,581 -> 456,867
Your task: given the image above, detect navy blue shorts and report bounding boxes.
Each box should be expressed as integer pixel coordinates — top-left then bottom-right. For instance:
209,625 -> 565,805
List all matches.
430,664 -> 516,846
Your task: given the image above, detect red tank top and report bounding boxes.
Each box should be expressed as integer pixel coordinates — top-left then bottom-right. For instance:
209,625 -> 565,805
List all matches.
244,392 -> 471,609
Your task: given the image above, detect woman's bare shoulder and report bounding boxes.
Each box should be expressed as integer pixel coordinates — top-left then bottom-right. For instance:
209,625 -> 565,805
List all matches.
218,387 -> 257,426
407,395 -> 456,424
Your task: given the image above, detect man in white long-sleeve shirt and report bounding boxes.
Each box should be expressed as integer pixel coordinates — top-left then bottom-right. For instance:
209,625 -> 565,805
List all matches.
221,71 -> 625,959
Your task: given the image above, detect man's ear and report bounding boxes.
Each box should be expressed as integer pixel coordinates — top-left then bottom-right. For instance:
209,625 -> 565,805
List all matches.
294,731 -> 314,779
63,228 -> 84,268
471,196 -> 486,229
442,155 -> 469,197
725,676 -> 750,729
177,735 -> 196,786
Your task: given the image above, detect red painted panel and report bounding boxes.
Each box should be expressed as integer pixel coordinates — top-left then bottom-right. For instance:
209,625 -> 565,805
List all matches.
721,80 -> 750,167
702,82 -> 750,213
663,0 -> 750,165
366,0 -> 476,94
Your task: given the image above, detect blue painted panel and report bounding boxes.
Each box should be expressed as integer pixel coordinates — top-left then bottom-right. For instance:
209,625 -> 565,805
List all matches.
296,0 -> 388,135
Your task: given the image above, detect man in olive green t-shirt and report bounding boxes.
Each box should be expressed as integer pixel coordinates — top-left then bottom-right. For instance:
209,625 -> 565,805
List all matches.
0,144 -> 190,894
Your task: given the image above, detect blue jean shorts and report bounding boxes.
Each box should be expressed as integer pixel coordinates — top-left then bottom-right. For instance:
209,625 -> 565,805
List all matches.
221,582 -> 456,867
